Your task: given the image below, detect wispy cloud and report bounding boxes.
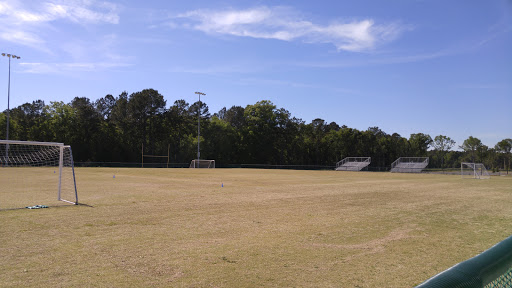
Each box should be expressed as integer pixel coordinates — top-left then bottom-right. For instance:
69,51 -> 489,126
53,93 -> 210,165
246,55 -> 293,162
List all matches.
18,32 -> 134,74
173,6 -> 408,52
0,1 -> 128,73
0,0 -> 120,49
292,50 -> 452,68
1,1 -> 120,25
0,30 -> 44,47
19,61 -> 133,74
236,77 -> 361,95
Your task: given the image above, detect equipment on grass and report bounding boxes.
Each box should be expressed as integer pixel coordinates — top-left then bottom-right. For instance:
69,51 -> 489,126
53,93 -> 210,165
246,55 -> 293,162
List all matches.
461,162 -> 490,179
335,157 -> 371,171
391,157 -> 429,173
26,205 -> 48,209
189,159 -> 215,168
0,140 -> 78,209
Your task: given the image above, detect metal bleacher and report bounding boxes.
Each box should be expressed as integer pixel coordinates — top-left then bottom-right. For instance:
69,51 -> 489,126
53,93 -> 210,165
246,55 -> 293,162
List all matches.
390,157 -> 429,173
335,157 -> 371,171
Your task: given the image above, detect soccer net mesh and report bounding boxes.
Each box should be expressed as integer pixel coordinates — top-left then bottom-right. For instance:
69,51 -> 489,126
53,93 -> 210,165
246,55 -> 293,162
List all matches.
461,162 -> 490,179
189,159 -> 215,168
0,140 -> 78,209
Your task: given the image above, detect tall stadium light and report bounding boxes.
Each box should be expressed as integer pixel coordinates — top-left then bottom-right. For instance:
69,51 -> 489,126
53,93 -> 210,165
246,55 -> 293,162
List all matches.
2,53 -> 21,160
194,91 -> 206,168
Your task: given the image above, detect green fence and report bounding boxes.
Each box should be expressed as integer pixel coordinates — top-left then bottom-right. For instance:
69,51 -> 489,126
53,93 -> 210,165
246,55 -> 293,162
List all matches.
416,235 -> 512,287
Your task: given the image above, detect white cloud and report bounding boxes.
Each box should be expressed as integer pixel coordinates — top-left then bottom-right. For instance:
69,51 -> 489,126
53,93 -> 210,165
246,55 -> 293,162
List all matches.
175,6 -> 407,52
19,61 -> 133,74
0,0 -> 120,48
0,30 -> 44,46
44,2 -> 120,24
0,1 -> 121,24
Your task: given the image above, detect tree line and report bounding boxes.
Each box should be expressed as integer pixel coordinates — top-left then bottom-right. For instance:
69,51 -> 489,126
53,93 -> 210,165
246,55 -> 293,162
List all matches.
1,88 -> 510,171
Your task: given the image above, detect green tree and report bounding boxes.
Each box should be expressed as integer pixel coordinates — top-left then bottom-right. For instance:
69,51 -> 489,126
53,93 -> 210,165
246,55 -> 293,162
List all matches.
224,106 -> 246,130
389,133 -> 409,166
95,94 -> 116,120
164,100 -> 195,163
108,92 -> 134,161
495,139 -> 512,174
127,89 -> 166,157
202,116 -> 238,164
432,135 -> 455,170
70,97 -> 102,161
242,100 -> 282,164
6,100 -> 46,141
408,133 -> 432,157
44,101 -> 75,144
305,118 -> 329,165
460,136 -> 483,163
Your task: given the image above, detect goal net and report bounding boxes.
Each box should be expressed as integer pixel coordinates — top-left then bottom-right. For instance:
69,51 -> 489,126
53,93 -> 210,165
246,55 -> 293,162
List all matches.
0,140 -> 78,209
461,162 -> 490,179
189,159 -> 215,168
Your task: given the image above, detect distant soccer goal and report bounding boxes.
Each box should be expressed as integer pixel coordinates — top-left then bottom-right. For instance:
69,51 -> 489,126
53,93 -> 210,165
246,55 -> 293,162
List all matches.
189,159 -> 215,168
335,157 -> 371,171
0,140 -> 78,209
461,162 -> 490,179
390,157 -> 429,173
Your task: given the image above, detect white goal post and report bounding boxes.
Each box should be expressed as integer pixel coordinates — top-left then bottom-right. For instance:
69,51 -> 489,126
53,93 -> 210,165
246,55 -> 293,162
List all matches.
461,162 -> 490,179
0,140 -> 78,209
189,159 -> 215,168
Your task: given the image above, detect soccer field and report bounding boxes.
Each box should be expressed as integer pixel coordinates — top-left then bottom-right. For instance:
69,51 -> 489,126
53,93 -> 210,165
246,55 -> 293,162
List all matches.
1,168 -> 511,287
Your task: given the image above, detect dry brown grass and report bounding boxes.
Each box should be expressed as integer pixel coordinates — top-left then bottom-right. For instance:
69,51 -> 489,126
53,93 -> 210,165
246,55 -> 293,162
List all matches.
1,168 -> 511,287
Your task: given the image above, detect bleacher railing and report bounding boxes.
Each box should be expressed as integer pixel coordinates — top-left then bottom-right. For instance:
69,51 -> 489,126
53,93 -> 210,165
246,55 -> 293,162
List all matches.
336,157 -> 371,170
391,157 -> 429,173
391,157 -> 429,169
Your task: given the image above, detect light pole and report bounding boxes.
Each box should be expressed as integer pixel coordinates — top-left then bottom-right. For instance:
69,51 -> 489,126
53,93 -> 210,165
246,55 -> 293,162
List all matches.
194,92 -> 205,168
2,53 -> 20,161
2,53 -> 20,141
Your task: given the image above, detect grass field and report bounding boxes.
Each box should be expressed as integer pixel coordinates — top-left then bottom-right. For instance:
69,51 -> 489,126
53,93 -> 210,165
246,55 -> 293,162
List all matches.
1,168 -> 511,287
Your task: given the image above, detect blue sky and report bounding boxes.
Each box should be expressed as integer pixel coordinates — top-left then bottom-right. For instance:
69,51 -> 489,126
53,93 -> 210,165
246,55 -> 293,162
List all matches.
0,0 -> 511,148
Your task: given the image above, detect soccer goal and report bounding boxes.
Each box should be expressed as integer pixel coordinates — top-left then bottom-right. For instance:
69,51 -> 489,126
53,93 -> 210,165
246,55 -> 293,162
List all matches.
0,140 -> 78,209
461,162 -> 490,179
189,159 -> 215,168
